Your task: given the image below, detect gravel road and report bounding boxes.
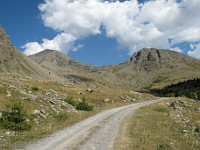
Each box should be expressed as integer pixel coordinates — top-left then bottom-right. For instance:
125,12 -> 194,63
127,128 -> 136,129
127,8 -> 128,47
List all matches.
24,98 -> 167,150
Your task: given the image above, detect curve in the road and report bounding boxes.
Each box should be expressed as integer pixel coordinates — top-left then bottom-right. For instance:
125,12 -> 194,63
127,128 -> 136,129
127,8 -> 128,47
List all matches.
24,98 -> 167,150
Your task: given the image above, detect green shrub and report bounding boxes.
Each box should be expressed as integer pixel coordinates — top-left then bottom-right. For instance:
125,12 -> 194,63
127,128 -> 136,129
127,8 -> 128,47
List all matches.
76,97 -> 93,111
64,96 -> 76,106
31,86 -> 39,91
90,89 -> 94,93
0,102 -> 31,131
53,112 -> 69,121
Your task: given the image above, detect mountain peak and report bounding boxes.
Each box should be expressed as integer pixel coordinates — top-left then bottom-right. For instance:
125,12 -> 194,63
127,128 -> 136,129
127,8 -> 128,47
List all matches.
128,48 -> 198,64
29,49 -> 95,73
129,48 -> 167,63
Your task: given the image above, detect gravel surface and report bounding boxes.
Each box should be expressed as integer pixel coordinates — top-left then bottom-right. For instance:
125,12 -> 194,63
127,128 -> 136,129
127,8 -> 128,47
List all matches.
23,98 -> 167,150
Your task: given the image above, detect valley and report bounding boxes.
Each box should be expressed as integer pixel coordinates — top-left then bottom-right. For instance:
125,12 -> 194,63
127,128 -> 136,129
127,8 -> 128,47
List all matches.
0,25 -> 200,150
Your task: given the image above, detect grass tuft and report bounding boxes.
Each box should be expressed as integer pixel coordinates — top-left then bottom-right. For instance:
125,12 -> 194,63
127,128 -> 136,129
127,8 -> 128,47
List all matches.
53,112 -> 69,121
153,107 -> 169,113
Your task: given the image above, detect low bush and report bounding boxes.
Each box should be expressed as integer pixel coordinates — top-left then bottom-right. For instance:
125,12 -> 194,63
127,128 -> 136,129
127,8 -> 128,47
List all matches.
76,97 -> 93,111
0,102 -> 31,131
31,86 -> 39,91
64,96 -> 76,106
90,89 -> 95,93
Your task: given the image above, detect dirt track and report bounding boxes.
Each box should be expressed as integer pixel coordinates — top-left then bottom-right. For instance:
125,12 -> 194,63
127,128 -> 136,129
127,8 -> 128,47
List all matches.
24,98 -> 167,150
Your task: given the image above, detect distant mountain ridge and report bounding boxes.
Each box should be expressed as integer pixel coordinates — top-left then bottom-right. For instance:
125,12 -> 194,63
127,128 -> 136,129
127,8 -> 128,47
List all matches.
29,47 -> 200,89
29,49 -> 96,74
1,24 -> 200,89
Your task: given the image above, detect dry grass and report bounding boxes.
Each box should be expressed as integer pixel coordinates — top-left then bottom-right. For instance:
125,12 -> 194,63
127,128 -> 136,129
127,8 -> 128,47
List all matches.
0,73 -> 155,149
115,98 -> 200,150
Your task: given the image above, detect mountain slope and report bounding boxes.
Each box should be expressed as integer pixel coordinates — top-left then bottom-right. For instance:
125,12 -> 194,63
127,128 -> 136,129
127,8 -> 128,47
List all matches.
0,25 -> 63,81
29,49 -> 96,74
111,48 -> 200,88
29,47 -> 200,89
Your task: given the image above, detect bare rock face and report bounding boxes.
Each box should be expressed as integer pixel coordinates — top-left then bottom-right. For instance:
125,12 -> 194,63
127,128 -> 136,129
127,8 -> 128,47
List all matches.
126,48 -> 200,71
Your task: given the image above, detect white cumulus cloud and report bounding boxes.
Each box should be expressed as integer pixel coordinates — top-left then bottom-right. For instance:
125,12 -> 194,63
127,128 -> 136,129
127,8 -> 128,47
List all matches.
172,47 -> 183,53
188,42 -> 200,59
22,0 -> 200,57
22,33 -> 76,55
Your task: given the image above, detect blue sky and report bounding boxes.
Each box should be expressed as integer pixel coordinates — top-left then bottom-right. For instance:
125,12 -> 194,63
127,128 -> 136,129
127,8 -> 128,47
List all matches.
0,0 -> 200,66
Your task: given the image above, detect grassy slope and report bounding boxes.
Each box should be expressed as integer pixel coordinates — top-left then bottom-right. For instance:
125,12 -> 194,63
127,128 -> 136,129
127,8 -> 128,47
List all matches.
115,98 -> 200,150
0,73 -> 154,150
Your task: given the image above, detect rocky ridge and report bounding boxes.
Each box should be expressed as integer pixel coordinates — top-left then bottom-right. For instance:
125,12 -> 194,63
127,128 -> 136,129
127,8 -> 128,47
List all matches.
29,48 -> 200,89
0,25 -> 64,81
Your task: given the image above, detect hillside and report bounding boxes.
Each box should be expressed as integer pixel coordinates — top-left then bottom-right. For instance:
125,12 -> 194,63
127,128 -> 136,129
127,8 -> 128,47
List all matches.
29,47 -> 200,89
0,25 -> 63,81
29,49 -> 96,74
108,48 -> 200,89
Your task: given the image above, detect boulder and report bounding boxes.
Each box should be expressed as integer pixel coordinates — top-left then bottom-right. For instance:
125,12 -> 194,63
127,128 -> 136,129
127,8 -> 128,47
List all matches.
87,88 -> 94,92
6,91 -> 11,94
77,91 -> 84,95
130,90 -> 134,94
131,98 -> 136,102
33,110 -> 40,115
40,109 -> 46,114
30,95 -> 37,101
6,93 -> 12,97
104,98 -> 110,102
46,92 -> 51,96
77,98 -> 82,102
49,100 -> 56,105
87,88 -> 92,92
50,89 -> 57,94
194,108 -> 200,112
20,90 -> 27,95
25,119 -> 30,123
38,113 -> 47,119
33,119 -> 39,125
